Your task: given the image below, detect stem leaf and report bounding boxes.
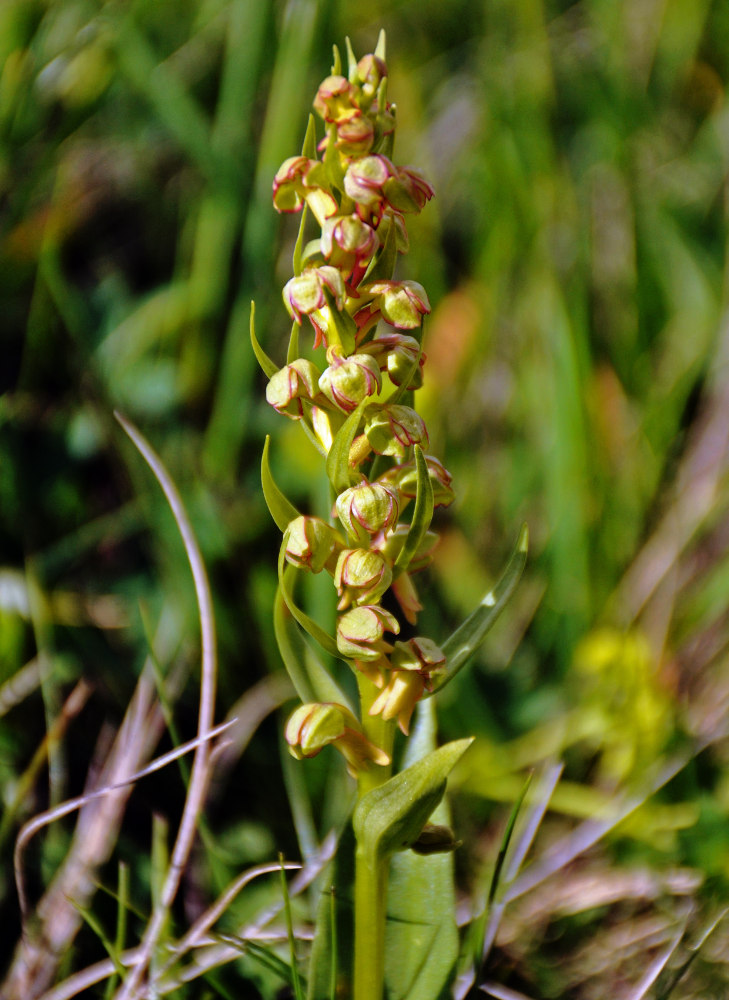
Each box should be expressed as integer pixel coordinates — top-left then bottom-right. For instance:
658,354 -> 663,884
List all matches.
393,445 -> 434,576
250,301 -> 279,378
434,524 -> 528,692
278,536 -> 341,660
326,398 -> 368,494
261,437 -> 301,532
385,701 -> 460,1000
353,738 -> 473,867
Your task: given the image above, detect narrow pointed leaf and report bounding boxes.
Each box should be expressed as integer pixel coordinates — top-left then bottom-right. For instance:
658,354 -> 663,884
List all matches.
385,701 -> 460,1000
262,437 -> 300,532
326,397 -> 368,494
278,536 -> 340,659
375,29 -> 386,61
287,319 -> 300,365
345,37 -> 358,81
331,43 -> 342,76
322,289 -> 356,355
250,302 -> 279,379
433,524 -> 528,692
301,114 -> 318,160
292,203 -> 309,277
393,446 -> 434,577
361,215 -> 397,285
353,738 -> 473,867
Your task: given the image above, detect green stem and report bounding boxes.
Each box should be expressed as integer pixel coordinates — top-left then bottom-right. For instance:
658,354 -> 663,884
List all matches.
353,674 -> 394,1000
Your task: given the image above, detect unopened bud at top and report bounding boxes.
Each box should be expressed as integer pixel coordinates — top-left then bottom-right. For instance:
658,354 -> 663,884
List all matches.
314,75 -> 359,123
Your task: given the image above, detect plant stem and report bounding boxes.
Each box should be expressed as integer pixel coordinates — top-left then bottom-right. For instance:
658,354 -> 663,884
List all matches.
353,674 -> 394,1000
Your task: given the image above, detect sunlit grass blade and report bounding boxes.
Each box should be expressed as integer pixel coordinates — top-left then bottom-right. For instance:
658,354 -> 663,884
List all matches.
434,524 -> 528,692
655,908 -> 729,1000
280,853 -> 305,1000
104,862 -> 130,1000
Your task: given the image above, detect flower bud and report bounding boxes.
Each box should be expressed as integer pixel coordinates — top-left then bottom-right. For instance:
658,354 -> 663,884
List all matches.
285,516 -> 339,573
334,548 -> 392,609
359,280 -> 430,330
285,701 -> 390,777
365,405 -> 428,459
336,604 -> 400,660
283,266 -> 346,324
370,637 -> 446,733
319,345 -> 382,413
336,480 -> 399,541
361,333 -> 424,388
265,359 -> 322,419
355,54 -> 387,106
314,75 -> 359,123
378,454 -> 455,508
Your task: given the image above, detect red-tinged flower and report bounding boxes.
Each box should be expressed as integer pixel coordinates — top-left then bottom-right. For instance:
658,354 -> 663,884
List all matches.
336,479 -> 400,542
314,75 -> 360,123
318,345 -> 382,413
391,571 -> 423,625
272,156 -> 338,221
321,213 -> 378,276
283,266 -> 346,324
358,280 -> 430,330
335,115 -> 375,157
265,359 -> 323,418
378,454 -> 455,508
343,154 -> 396,209
369,637 -> 446,734
365,404 -> 428,459
336,604 -> 400,661
360,333 -> 424,388
285,702 -> 389,777
285,516 -> 340,573
334,548 -> 392,610
383,165 -> 435,213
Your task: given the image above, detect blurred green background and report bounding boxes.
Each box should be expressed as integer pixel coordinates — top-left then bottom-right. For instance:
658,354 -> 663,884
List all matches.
3,0 -> 729,996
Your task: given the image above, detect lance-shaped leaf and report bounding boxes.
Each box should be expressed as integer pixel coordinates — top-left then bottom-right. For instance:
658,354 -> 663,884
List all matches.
262,436 -> 301,532
278,535 -> 340,659
322,288 -> 356,355
326,397 -> 369,494
385,700 -> 460,1000
250,302 -> 279,379
273,587 -> 354,712
301,113 -> 318,160
393,445 -> 434,577
286,319 -> 300,366
292,204 -> 309,278
361,215 -> 398,285
353,738 -> 473,868
432,524 -> 528,693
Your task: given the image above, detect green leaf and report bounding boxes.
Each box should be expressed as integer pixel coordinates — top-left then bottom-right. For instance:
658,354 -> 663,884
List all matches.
361,215 -> 397,285
385,701 -> 460,1000
292,203 -> 309,277
345,37 -> 358,81
326,398 -> 368,494
322,288 -> 356,355
250,302 -> 279,379
301,114 -> 318,160
433,524 -> 528,692
306,886 -> 338,1000
286,319 -> 300,365
375,29 -> 386,61
261,437 -> 300,532
331,43 -> 342,77
273,584 -> 355,710
278,536 -> 341,659
393,446 -> 434,577
353,738 -> 473,867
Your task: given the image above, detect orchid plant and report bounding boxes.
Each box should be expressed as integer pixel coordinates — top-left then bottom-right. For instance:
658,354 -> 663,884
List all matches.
256,33 -> 527,1000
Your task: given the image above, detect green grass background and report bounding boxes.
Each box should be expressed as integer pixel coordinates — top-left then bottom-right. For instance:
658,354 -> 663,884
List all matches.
3,0 -> 729,996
